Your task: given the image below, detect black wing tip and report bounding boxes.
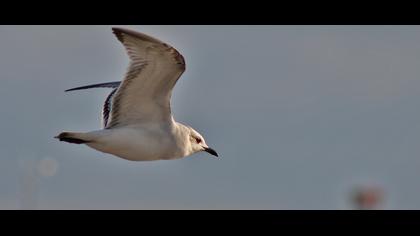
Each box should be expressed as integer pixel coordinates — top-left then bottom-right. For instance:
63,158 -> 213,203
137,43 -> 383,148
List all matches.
64,87 -> 84,92
112,27 -> 125,42
111,27 -> 124,32
111,27 -> 165,45
64,82 -> 121,93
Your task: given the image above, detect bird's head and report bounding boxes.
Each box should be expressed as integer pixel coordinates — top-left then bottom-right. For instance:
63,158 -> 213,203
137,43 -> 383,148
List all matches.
186,127 -> 218,158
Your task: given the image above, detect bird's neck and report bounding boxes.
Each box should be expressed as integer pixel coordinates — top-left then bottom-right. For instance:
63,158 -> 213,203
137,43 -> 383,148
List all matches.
172,121 -> 194,157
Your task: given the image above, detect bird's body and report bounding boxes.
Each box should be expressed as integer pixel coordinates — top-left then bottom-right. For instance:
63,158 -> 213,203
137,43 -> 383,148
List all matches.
56,27 -> 218,161
83,122 -> 183,161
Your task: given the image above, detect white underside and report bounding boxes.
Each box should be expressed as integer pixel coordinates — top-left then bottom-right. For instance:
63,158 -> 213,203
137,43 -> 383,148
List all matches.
84,124 -> 186,161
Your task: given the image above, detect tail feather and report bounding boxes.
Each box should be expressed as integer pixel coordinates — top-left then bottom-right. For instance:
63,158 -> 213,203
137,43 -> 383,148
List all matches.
55,132 -> 90,144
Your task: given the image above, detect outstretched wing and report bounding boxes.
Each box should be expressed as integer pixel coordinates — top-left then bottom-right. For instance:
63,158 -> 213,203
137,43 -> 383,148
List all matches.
65,81 -> 121,92
107,28 -> 186,128
65,81 -> 122,128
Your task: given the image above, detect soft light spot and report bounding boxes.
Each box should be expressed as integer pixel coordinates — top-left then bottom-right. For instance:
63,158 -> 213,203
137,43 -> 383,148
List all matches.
37,158 -> 59,177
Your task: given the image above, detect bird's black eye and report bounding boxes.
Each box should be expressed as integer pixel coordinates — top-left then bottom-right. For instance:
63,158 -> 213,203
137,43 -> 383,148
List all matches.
195,137 -> 202,144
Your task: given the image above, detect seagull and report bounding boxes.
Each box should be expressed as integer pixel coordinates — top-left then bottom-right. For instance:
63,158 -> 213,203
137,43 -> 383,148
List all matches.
55,27 -> 218,161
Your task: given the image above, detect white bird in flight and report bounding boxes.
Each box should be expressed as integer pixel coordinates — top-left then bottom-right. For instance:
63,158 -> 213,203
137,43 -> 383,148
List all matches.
55,27 -> 218,161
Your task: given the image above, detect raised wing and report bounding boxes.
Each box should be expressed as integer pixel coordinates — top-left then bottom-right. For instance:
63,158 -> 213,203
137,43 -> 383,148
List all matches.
106,28 -> 186,128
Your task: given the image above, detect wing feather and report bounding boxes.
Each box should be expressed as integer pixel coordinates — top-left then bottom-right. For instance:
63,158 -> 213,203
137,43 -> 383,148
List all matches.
102,88 -> 118,128
106,28 -> 186,128
65,81 -> 121,92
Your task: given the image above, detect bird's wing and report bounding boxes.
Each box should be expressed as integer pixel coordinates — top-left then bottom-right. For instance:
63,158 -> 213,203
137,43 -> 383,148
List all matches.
102,88 -> 118,128
65,81 -> 121,128
65,81 -> 121,92
106,27 -> 186,128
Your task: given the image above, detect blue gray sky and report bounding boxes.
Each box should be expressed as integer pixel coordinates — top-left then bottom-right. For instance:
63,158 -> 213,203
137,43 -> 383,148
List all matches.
1,25 -> 420,209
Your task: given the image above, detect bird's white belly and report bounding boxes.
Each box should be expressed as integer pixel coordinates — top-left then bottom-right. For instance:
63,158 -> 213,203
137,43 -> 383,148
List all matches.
86,127 -> 182,161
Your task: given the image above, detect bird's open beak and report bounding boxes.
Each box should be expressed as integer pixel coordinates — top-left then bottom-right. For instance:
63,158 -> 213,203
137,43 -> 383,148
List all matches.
203,147 -> 219,157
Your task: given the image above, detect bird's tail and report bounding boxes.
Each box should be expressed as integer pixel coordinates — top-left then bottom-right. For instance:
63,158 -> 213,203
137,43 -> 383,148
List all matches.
55,132 -> 91,144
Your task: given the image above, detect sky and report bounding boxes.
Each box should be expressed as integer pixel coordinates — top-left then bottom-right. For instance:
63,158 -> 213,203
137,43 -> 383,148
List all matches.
1,25 -> 420,209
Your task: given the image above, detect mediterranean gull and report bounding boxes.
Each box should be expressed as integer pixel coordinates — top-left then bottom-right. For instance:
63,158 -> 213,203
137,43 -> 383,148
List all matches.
55,27 -> 218,161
